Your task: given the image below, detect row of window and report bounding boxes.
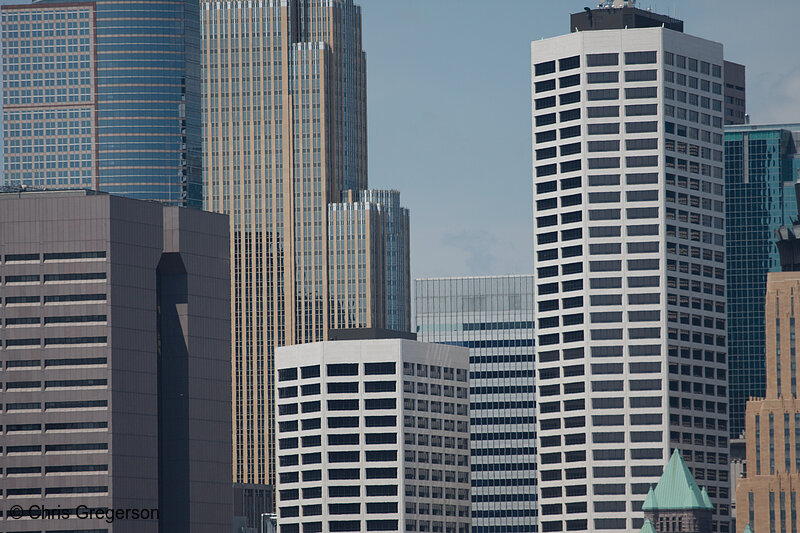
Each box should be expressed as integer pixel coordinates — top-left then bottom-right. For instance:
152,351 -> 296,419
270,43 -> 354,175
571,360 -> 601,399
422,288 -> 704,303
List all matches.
278,380 -> 395,398
538,429 -> 671,446
538,293 -> 661,314
536,191 -> 662,212
3,336 -> 108,348
3,421 -> 107,432
404,399 -> 468,416
278,398 -> 398,417
1,251 -> 105,262
535,121 -> 658,146
279,519 -> 406,533
4,314 -> 107,326
405,433 -> 469,449
3,272 -> 106,284
2,399 -> 107,411
535,104 -> 659,132
1,463 -> 107,476
2,442 -> 107,454
534,85 -> 659,111
539,257 -> 661,278
537,242 -> 658,263
4,356 -> 106,368
4,293 -> 107,304
533,51 -> 663,78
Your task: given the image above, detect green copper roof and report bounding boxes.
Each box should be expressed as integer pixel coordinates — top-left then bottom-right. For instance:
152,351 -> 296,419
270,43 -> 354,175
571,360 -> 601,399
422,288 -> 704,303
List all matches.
640,518 -> 658,533
641,449 -> 715,511
700,487 -> 712,509
744,524 -> 754,533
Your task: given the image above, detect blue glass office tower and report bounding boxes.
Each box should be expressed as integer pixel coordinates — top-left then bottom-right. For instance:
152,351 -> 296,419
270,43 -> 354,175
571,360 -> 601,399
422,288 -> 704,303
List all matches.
1,0 -> 201,207
416,275 -> 537,533
725,124 -> 800,439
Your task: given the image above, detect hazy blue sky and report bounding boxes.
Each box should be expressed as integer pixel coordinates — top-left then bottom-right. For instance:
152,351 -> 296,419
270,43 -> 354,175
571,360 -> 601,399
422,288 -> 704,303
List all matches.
360,0 -> 800,281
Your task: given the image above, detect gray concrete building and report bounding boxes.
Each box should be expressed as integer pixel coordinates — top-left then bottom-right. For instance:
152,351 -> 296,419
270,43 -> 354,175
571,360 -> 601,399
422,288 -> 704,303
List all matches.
0,189 -> 231,532
275,338 -> 471,533
415,275 -> 537,533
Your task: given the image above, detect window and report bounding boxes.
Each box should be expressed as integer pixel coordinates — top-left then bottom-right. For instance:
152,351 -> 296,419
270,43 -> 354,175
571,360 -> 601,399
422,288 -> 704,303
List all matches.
536,95 -> 556,110
536,130 -> 557,143
588,174 -> 619,186
44,251 -> 105,261
625,51 -> 657,64
364,362 -> 395,375
626,87 -> 657,99
560,92 -> 581,105
625,70 -> 657,82
587,89 -> 618,101
626,138 -> 658,150
586,142 -> 621,158
626,104 -> 658,116
560,74 -> 580,88
589,210 -> 620,221
588,123 -> 619,135
560,125 -> 581,139
627,122 -> 658,135
588,157 -> 620,169
560,109 -> 580,122
535,78 -> 556,92
279,368 -> 298,382
536,113 -> 556,127
328,364 -> 358,377
328,382 -> 358,394
587,71 -> 619,84
587,53 -> 618,66
44,272 -> 105,282
535,60 -> 556,76
587,106 -> 619,118
560,56 -> 580,71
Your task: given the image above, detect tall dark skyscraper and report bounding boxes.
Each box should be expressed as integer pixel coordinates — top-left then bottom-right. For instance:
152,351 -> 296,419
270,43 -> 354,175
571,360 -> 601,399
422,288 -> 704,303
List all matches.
201,0 -> 411,490
0,189 -> 231,532
1,0 -> 202,206
725,124 -> 800,439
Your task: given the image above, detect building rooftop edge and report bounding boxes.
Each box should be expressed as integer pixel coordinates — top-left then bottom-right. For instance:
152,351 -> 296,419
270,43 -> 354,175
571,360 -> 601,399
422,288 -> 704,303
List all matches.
0,187 -> 105,197
415,274 -> 535,282
275,338 -> 467,350
725,123 -> 800,131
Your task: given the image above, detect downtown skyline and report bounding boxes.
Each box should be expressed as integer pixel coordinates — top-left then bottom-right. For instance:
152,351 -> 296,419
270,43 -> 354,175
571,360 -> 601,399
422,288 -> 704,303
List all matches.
2,0 -> 800,532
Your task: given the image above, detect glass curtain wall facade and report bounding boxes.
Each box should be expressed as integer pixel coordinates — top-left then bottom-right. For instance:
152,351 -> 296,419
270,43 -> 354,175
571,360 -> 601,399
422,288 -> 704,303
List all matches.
328,195 -> 386,330
725,124 -> 800,439
415,275 -> 537,533
362,189 -> 411,332
531,17 -> 730,533
202,0 -> 410,490
1,0 -> 202,206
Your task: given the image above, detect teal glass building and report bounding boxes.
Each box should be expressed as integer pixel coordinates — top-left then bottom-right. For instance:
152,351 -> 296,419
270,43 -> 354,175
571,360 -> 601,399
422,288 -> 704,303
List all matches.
1,0 -> 202,207
725,124 -> 800,439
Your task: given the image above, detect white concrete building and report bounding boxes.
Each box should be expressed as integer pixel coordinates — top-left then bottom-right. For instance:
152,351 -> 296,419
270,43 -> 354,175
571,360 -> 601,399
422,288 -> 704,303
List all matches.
275,339 -> 471,533
532,6 -> 730,533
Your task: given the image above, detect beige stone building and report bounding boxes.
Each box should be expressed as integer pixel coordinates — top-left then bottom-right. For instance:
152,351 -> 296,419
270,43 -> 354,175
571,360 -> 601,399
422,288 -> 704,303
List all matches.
737,271 -> 800,533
